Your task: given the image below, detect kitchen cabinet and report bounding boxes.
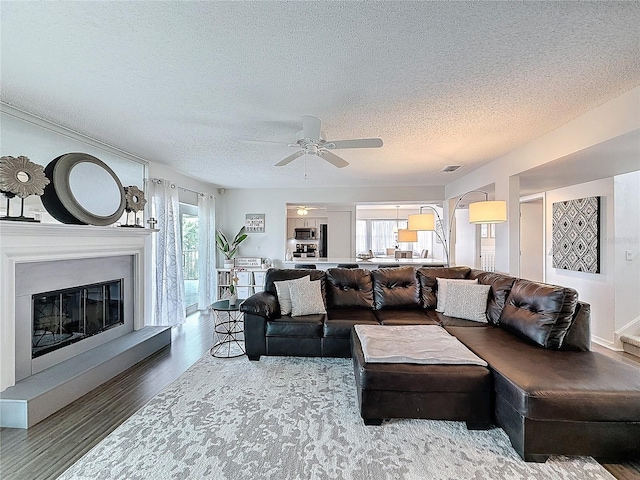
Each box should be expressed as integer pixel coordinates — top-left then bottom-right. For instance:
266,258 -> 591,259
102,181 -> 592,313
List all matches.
287,217 -> 328,238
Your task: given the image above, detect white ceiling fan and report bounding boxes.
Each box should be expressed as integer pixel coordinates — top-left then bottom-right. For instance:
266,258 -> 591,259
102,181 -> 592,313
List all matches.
273,115 -> 383,168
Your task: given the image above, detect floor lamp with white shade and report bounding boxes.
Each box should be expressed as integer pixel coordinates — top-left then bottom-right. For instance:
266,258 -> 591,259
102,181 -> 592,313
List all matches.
408,191 -> 507,266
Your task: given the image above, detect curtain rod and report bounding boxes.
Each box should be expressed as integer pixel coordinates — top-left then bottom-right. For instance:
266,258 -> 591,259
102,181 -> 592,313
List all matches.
149,177 -> 208,197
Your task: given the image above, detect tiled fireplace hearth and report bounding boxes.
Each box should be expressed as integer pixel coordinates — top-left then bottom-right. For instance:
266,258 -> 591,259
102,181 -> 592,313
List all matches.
0,222 -> 170,428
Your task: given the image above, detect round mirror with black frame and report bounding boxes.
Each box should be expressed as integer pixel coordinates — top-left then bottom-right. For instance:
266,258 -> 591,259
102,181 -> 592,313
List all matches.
42,153 -> 126,226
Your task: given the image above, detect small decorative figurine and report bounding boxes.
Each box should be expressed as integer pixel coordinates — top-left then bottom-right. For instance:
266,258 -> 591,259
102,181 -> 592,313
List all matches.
122,185 -> 147,227
0,155 -> 50,222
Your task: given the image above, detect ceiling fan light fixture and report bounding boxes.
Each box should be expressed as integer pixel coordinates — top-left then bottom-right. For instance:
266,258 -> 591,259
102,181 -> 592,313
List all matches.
297,207 -> 308,216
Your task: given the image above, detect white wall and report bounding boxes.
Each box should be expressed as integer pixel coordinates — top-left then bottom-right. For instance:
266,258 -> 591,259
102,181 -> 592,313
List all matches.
614,171 -> 640,340
1,106 -> 146,222
545,178 -> 615,346
520,199 -> 544,281
147,161 -> 219,204
217,185 -> 445,265
453,209 -> 478,268
445,86 -> 640,275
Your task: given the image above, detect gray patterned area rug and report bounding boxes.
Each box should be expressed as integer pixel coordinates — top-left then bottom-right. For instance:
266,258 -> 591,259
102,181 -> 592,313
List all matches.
60,356 -> 613,480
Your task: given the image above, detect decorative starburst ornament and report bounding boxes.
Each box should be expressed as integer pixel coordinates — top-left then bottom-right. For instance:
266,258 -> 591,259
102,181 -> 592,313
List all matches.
1,155 -> 50,222
122,185 -> 147,227
0,155 -> 49,198
124,186 -> 147,212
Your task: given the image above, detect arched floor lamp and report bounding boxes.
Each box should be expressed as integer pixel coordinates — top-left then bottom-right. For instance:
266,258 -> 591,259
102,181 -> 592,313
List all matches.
408,191 -> 507,266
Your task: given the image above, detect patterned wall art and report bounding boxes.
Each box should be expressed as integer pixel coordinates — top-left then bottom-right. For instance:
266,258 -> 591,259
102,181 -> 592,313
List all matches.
552,196 -> 600,273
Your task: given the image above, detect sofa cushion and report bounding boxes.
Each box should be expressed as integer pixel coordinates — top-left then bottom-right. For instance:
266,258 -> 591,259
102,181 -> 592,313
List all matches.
374,309 -> 438,326
274,276 -> 309,316
443,283 -> 491,323
289,279 -> 327,317
499,279 -> 578,349
326,268 -> 374,309
429,309 -> 491,328
266,314 -> 324,338
324,309 -> 379,338
561,301 -> 591,351
435,278 -> 478,313
446,326 -> 640,422
469,270 -> 517,324
417,266 -> 471,309
264,268 -> 326,296
371,266 -> 420,310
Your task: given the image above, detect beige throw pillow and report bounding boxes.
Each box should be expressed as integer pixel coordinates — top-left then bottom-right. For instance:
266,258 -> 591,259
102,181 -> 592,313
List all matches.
443,283 -> 491,323
289,280 -> 327,317
435,278 -> 478,313
274,276 -> 310,316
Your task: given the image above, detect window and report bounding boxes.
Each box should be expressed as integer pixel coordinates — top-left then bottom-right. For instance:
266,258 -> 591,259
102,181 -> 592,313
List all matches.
180,203 -> 199,314
356,219 -> 435,257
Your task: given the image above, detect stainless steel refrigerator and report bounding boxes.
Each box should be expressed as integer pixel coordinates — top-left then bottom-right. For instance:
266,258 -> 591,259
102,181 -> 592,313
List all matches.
318,224 -> 328,258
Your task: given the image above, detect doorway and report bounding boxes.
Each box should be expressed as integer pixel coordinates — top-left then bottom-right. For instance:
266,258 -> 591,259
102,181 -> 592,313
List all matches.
180,203 -> 199,314
519,198 -> 544,282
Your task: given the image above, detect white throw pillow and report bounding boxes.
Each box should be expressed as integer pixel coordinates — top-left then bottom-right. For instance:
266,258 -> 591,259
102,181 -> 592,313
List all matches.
435,278 -> 478,312
274,276 -> 310,316
443,282 -> 491,323
289,280 -> 327,317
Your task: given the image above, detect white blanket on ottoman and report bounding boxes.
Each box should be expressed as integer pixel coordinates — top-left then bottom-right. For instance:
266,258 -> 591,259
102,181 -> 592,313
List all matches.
354,324 -> 487,366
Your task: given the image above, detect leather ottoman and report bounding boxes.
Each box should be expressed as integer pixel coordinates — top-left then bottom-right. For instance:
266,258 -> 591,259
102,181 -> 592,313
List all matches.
351,329 -> 492,429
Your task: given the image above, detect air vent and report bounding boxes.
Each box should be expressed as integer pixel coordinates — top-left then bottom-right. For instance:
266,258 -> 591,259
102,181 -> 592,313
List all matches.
440,165 -> 461,173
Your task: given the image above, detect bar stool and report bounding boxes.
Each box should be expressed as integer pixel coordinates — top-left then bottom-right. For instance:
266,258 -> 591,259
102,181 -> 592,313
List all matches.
294,264 -> 316,269
337,263 -> 359,269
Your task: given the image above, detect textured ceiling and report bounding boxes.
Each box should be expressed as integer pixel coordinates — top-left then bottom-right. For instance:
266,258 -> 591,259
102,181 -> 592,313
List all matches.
1,1 -> 639,189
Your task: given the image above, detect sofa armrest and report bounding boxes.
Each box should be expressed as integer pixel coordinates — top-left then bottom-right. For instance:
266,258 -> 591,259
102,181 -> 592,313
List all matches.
240,291 -> 280,319
561,301 -> 591,351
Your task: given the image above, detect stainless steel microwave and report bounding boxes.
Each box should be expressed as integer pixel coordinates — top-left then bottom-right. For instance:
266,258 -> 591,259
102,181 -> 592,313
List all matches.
294,228 -> 316,240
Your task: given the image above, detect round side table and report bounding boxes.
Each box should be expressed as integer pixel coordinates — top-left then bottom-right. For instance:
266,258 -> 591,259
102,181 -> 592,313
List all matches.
210,299 -> 245,358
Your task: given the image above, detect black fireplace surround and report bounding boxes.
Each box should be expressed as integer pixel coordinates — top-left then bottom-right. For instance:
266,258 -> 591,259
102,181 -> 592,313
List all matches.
32,279 -> 124,358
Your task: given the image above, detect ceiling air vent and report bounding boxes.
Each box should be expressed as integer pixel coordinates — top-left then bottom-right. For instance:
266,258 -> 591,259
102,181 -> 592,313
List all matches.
440,165 -> 461,173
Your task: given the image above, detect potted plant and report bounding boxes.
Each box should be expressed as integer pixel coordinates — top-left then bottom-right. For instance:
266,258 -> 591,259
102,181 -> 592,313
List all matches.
228,269 -> 239,306
216,226 -> 248,268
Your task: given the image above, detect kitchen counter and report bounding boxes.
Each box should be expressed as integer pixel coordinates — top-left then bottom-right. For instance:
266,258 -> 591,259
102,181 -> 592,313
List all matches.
280,257 -> 446,269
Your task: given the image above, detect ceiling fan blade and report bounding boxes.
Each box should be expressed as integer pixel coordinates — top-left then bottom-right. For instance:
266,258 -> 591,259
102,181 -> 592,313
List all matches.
241,139 -> 294,147
274,150 -> 304,166
323,138 -> 383,149
302,115 -> 322,140
318,150 -> 349,168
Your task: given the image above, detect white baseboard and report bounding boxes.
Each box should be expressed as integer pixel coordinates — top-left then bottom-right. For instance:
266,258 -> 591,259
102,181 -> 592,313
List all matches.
591,335 -> 622,351
615,315 -> 640,337
614,315 -> 640,350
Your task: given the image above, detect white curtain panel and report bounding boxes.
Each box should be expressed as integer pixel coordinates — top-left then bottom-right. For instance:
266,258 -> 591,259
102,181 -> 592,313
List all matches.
197,193 -> 217,310
149,179 -> 186,326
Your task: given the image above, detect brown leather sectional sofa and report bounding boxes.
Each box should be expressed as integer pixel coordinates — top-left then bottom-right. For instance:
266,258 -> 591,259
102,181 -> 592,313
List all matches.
240,266 -> 640,462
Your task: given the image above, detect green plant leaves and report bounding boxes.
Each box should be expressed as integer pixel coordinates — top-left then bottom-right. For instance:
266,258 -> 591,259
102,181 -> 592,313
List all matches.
216,226 -> 248,260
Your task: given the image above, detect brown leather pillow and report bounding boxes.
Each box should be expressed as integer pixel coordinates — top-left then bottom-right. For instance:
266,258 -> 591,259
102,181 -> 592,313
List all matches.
326,268 -> 374,309
499,279 -> 578,349
469,270 -> 517,324
371,267 -> 420,310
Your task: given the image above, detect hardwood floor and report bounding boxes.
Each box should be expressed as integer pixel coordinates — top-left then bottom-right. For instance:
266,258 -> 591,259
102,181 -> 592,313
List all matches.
1,315 -> 639,479
0,311 -> 215,480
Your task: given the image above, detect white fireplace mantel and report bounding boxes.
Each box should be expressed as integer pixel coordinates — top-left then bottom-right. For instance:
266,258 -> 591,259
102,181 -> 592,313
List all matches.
0,222 -> 155,392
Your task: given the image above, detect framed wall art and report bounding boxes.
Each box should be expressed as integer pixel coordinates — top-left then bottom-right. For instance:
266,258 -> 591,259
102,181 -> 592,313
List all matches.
552,196 -> 600,273
245,213 -> 265,233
